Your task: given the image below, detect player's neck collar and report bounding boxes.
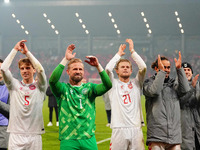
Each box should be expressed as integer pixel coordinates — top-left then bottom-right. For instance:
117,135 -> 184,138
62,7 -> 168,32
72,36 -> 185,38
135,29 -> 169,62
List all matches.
21,80 -> 35,86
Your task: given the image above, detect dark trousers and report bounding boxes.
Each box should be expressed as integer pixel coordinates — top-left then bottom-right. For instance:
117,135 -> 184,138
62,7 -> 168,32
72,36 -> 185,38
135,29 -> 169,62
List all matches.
106,110 -> 111,123
49,106 -> 58,122
195,132 -> 200,150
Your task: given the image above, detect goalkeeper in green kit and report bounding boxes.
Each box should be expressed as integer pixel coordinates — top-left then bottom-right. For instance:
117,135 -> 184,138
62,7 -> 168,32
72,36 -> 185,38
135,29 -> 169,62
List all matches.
49,44 -> 112,150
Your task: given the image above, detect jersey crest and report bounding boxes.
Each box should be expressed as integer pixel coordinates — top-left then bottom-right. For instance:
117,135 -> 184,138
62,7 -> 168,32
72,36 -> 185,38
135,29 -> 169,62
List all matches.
29,84 -> 36,90
128,82 -> 133,89
82,88 -> 89,95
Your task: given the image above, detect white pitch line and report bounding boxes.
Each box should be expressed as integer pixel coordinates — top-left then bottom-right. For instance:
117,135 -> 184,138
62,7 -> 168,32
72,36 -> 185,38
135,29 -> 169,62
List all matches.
97,138 -> 111,144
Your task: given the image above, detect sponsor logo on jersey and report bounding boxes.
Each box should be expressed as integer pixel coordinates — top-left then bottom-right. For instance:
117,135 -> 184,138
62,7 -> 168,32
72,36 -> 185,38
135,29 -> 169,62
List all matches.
29,84 -> 36,90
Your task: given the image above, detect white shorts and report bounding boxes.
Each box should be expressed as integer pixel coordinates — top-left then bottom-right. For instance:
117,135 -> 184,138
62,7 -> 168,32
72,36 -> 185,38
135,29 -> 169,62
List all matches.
110,127 -> 145,150
8,133 -> 42,150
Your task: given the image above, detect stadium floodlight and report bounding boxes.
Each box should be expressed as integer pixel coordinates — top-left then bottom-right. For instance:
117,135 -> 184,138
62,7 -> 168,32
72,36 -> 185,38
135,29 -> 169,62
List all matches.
4,0 -> 10,3
175,11 -> 179,16
181,29 -> 184,34
179,23 -> 182,28
85,30 -> 89,34
146,24 -> 150,28
82,24 -> 86,29
177,17 -> 180,22
114,24 -> 117,28
25,30 -> 29,35
47,19 -> 51,24
111,18 -> 115,23
75,13 -> 79,17
148,29 -> 152,34
117,30 -> 120,34
51,25 -> 55,29
16,19 -> 20,24
43,13 -> 47,18
79,19 -> 83,23
141,12 -> 145,17
143,18 -> 147,23
55,30 -> 59,34
21,25 -> 25,29
12,14 -> 16,18
108,12 -> 112,17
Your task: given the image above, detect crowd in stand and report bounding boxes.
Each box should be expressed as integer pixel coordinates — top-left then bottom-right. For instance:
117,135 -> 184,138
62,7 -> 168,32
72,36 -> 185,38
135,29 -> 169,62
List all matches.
4,50 -> 200,81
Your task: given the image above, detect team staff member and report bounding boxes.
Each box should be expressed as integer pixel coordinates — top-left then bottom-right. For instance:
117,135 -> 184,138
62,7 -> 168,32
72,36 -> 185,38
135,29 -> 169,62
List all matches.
180,62 -> 200,150
49,44 -> 112,150
46,85 -> 59,127
1,40 -> 47,150
143,52 -> 190,150
106,39 -> 146,150
0,59 -> 9,150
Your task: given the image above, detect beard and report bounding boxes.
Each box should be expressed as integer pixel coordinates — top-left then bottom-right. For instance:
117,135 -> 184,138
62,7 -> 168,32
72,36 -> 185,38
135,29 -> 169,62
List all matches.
71,74 -> 83,83
120,74 -> 130,79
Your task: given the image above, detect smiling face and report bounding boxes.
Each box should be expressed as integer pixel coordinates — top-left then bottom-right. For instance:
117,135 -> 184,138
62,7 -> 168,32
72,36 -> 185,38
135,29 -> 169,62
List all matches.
19,63 -> 35,83
153,57 -> 171,79
183,67 -> 193,81
67,62 -> 84,84
18,58 -> 35,84
161,60 -> 171,78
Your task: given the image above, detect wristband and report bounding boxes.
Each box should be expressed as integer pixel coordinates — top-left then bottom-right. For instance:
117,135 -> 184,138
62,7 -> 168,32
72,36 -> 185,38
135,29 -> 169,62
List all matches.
130,49 -> 135,53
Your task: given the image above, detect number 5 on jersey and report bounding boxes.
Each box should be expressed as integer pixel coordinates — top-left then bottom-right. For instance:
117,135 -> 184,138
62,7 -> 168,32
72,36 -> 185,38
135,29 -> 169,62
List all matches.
24,95 -> 30,105
123,94 -> 131,104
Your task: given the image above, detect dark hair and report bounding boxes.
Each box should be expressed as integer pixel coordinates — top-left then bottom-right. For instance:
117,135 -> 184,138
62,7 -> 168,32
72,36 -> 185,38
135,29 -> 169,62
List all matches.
0,59 -> 3,63
182,62 -> 193,74
151,56 -> 169,69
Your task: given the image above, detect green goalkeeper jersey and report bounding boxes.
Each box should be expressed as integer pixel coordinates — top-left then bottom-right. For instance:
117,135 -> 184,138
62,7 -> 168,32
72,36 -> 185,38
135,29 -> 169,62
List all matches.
49,64 -> 112,141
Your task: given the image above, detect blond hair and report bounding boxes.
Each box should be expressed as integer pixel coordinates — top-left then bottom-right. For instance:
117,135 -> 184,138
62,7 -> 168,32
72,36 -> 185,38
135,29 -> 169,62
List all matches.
18,58 -> 34,69
115,59 -> 132,70
67,58 -> 83,70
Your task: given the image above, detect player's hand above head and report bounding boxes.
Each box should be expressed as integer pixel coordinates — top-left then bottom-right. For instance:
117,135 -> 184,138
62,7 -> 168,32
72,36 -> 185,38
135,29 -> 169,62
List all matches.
174,51 -> 182,69
65,44 -> 76,60
117,44 -> 126,56
85,56 -> 99,67
14,40 -> 28,54
157,55 -> 164,71
126,39 -> 134,51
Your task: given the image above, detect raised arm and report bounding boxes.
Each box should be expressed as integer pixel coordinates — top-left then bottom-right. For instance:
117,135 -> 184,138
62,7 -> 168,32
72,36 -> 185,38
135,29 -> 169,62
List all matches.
126,39 -> 147,87
49,44 -> 76,97
20,41 -> 47,91
85,56 -> 112,95
174,51 -> 190,95
1,41 -> 21,88
143,55 -> 166,97
105,44 -> 126,79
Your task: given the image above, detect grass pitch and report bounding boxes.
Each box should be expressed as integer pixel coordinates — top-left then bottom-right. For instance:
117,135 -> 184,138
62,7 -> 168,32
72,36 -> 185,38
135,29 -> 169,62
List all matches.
42,96 -> 148,150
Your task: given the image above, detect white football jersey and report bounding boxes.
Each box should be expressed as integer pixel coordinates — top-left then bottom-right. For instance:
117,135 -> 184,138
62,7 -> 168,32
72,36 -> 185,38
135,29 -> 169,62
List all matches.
1,49 -> 47,134
106,52 -> 146,128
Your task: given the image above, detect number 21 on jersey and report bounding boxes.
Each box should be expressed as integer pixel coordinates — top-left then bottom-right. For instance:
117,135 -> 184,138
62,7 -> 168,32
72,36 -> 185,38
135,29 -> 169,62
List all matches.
123,94 -> 131,104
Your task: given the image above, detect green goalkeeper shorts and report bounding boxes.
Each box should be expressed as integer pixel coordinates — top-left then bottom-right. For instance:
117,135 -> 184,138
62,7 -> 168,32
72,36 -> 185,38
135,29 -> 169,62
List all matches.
60,135 -> 98,150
